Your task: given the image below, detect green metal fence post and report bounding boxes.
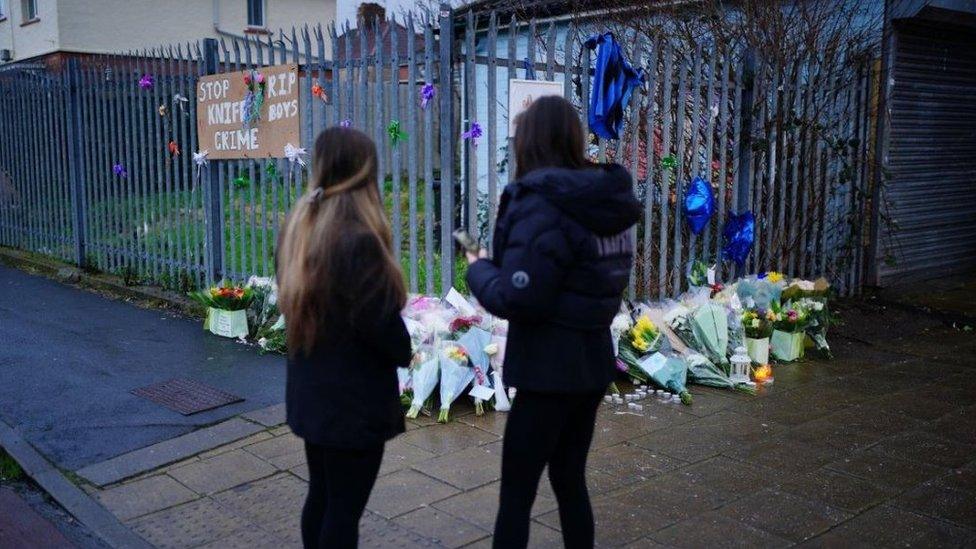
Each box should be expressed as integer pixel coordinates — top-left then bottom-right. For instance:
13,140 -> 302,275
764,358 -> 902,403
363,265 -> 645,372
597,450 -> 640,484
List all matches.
202,38 -> 223,283
66,58 -> 87,268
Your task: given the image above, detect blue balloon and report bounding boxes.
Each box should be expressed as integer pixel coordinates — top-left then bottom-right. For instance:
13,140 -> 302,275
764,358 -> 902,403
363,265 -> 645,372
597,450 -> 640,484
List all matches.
722,211 -> 755,265
684,176 -> 715,235
584,33 -> 644,140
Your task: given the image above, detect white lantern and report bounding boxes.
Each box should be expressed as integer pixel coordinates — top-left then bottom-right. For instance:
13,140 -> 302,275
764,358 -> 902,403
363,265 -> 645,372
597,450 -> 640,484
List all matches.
730,346 -> 752,384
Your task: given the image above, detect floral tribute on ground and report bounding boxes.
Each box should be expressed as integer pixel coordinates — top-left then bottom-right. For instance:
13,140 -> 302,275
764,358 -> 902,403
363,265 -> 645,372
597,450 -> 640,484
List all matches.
199,265 -> 834,417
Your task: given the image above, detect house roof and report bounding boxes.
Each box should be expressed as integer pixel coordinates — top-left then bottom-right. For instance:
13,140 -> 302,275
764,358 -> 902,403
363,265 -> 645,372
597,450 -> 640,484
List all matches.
334,20 -> 424,62
452,0 -> 674,27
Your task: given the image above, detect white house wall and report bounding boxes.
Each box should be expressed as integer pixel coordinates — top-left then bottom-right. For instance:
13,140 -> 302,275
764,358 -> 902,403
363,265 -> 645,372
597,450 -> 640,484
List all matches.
1,0 -> 337,63
0,0 -> 61,62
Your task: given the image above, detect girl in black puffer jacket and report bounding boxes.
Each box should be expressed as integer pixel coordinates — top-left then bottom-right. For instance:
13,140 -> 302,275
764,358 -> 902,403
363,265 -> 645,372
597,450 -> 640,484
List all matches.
466,96 -> 640,548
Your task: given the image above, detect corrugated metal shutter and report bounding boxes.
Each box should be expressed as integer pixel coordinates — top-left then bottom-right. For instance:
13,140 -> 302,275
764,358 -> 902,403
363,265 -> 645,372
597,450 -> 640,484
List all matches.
880,19 -> 976,283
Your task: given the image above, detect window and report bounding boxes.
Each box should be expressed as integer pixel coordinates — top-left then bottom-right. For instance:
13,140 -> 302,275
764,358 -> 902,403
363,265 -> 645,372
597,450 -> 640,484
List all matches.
0,0 -> 6,20
247,0 -> 264,28
21,0 -> 37,22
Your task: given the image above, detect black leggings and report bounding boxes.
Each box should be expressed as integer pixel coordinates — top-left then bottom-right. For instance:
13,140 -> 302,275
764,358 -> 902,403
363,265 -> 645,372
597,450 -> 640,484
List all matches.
493,390 -> 604,549
301,442 -> 384,549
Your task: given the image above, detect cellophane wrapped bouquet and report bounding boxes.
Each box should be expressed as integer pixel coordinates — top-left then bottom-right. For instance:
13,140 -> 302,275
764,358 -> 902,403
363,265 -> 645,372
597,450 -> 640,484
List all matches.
616,313 -> 692,404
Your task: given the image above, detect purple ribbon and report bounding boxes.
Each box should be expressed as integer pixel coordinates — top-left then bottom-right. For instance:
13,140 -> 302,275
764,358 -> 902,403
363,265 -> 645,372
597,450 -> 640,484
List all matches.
138,74 -> 154,89
113,163 -> 127,178
420,83 -> 436,110
461,122 -> 483,147
340,119 -> 352,128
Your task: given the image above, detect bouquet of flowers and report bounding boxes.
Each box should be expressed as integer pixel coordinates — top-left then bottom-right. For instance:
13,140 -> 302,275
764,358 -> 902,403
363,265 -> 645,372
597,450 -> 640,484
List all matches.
770,300 -> 810,361
486,329 -> 510,411
397,366 -> 412,406
735,274 -> 785,310
796,296 -> 832,358
741,306 -> 776,364
616,316 -> 692,404
610,309 -> 634,357
665,302 -> 755,394
781,279 -> 833,358
742,307 -> 776,339
437,342 -> 474,423
683,352 -> 756,395
189,281 -> 255,339
456,327 -> 493,415
690,302 -> 730,366
189,281 -> 255,311
617,316 -> 663,378
405,345 -> 438,418
256,315 -> 286,354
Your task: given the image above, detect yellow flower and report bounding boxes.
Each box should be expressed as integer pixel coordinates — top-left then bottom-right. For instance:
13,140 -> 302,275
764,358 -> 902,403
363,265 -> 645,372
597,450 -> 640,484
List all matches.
767,272 -> 784,283
445,345 -> 468,362
632,336 -> 648,352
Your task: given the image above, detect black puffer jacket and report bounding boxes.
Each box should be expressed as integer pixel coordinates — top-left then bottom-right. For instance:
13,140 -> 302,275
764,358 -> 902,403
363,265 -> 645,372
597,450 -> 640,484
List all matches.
286,232 -> 411,449
467,164 -> 640,393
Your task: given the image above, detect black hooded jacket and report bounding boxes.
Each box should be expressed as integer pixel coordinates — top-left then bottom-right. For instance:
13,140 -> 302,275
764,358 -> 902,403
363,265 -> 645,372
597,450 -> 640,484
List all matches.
467,164 -> 641,393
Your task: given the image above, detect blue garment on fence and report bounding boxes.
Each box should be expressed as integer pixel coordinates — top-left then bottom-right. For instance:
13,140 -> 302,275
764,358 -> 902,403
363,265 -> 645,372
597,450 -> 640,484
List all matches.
584,32 -> 644,140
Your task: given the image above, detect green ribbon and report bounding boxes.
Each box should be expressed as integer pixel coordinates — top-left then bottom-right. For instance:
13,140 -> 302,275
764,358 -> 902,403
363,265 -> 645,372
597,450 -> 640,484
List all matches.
661,155 -> 677,170
387,120 -> 407,147
265,162 -> 279,181
233,175 -> 250,189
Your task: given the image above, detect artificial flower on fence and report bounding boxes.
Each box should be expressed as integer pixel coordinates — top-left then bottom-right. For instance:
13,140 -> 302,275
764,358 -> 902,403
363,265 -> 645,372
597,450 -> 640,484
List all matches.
242,70 -> 266,130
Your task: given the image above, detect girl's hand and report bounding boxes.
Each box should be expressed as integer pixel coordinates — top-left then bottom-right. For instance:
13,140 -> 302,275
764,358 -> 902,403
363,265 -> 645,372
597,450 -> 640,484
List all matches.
466,248 -> 488,265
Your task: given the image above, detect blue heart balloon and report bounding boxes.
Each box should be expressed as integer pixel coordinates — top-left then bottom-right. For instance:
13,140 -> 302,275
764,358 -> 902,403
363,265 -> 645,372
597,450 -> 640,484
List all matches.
684,176 -> 715,235
722,211 -> 755,265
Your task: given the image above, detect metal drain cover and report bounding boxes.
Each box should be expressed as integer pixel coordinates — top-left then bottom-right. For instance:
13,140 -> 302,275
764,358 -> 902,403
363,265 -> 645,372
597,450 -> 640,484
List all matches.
131,378 -> 243,415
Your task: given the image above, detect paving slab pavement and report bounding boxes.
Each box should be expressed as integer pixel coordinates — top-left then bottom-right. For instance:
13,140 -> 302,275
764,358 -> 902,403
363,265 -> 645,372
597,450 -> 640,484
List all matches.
75,295 -> 976,548
4,264 -> 976,547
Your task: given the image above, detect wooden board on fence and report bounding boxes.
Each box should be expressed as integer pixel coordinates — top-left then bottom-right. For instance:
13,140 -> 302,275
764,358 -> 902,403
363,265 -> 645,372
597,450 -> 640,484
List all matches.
508,79 -> 565,135
196,64 -> 300,160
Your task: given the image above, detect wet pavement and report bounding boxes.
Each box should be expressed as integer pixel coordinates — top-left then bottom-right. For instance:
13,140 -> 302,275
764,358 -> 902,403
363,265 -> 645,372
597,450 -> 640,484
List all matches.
0,264 -> 283,470
78,296 -> 976,547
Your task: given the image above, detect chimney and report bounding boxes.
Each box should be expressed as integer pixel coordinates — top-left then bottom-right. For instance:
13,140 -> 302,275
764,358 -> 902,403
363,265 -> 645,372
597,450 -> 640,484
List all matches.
357,2 -> 386,24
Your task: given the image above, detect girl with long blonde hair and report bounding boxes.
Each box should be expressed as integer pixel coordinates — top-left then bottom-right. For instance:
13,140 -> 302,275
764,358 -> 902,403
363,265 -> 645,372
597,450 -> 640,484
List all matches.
277,127 -> 410,548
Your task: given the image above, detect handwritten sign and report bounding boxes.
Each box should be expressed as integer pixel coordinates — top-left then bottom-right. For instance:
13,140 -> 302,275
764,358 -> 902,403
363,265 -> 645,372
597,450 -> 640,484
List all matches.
508,79 -> 565,135
196,64 -> 300,160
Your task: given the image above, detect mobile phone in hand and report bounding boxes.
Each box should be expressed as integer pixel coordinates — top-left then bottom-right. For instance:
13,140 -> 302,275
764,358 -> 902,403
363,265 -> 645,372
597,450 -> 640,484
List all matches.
452,229 -> 480,254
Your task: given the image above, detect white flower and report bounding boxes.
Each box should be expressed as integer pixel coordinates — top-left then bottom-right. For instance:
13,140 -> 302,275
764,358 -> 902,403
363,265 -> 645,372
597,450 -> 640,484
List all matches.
258,337 -> 268,349
484,343 -> 499,356
812,301 -> 824,311
610,313 -> 632,334
790,280 -> 816,291
751,319 -> 760,328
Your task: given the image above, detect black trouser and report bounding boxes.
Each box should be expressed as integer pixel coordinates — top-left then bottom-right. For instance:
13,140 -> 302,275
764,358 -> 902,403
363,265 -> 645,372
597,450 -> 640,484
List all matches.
493,390 -> 604,549
301,442 -> 384,549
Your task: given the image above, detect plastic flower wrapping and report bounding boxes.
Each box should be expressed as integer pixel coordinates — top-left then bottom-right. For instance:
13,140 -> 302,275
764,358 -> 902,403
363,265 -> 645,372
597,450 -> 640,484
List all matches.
437,342 -> 474,423
406,345 -> 439,419
198,269 -> 832,413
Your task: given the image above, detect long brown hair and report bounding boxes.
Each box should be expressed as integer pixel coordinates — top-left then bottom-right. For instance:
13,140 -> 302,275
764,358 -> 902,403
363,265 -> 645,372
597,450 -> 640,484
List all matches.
277,127 -> 406,356
514,95 -> 587,179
